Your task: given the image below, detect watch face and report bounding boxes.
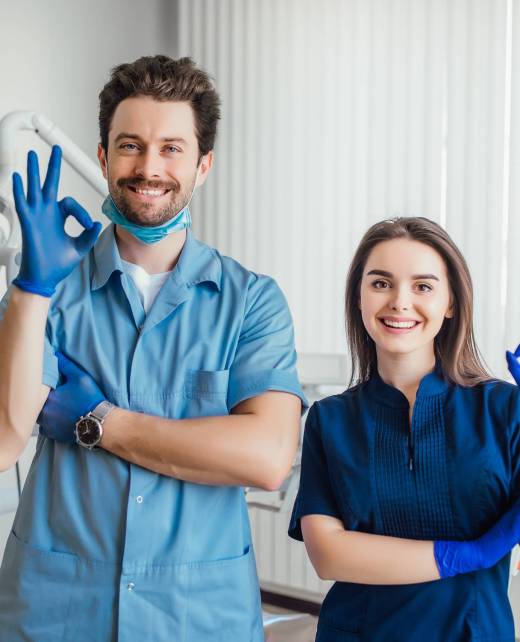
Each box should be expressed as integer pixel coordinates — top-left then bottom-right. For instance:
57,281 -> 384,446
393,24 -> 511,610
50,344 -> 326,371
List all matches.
77,417 -> 101,446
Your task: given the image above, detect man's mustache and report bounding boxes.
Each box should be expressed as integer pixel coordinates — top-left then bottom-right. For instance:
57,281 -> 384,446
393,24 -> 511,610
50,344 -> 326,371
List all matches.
117,177 -> 180,192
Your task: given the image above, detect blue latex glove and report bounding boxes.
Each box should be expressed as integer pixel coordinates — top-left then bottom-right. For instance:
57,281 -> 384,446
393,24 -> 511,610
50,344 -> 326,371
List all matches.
38,352 -> 106,444
506,344 -> 520,386
434,496 -> 520,578
12,146 -> 102,297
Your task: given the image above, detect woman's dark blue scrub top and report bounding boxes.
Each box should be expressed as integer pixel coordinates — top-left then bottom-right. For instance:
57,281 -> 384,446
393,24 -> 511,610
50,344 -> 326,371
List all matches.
289,369 -> 520,642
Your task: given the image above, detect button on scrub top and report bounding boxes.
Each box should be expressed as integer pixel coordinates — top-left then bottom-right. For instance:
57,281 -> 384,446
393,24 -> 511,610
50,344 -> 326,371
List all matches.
0,225 -> 307,642
289,369 -> 520,642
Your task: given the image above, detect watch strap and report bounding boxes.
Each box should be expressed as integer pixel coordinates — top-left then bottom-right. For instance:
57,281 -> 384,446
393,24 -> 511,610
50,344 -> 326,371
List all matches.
90,400 -> 114,423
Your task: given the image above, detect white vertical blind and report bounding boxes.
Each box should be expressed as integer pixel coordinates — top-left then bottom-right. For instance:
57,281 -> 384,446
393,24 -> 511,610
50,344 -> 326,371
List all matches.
506,0 -> 520,356
175,0 -> 519,378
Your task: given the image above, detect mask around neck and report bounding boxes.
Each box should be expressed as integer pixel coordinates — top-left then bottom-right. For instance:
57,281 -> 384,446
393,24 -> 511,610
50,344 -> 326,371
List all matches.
101,195 -> 192,245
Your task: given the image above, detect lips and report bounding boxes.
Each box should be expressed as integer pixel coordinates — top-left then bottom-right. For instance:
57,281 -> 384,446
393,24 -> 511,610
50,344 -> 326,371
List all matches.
378,317 -> 421,333
381,318 -> 419,328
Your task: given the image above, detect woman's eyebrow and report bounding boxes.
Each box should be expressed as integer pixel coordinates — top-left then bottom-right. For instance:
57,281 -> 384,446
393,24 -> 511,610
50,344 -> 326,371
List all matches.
367,269 -> 393,277
366,269 -> 439,281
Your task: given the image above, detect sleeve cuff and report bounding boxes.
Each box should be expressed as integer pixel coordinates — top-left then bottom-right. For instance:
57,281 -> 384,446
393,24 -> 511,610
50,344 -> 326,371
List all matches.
288,502 -> 341,541
42,370 -> 59,389
228,368 -> 308,411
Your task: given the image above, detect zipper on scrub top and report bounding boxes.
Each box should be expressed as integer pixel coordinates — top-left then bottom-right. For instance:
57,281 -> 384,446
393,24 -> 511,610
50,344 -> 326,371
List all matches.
408,409 -> 415,471
408,437 -> 414,471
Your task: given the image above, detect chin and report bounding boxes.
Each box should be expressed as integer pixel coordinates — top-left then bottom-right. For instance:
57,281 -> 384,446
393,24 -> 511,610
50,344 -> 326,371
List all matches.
373,334 -> 424,355
125,210 -> 168,227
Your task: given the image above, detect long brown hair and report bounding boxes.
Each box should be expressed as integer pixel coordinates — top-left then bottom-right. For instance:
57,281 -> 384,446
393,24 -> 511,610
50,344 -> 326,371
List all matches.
345,217 -> 491,387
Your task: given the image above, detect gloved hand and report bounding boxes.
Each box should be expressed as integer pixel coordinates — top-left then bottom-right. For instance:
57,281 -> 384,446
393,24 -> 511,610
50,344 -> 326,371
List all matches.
12,146 -> 102,297
434,496 -> 520,578
38,352 -> 106,444
506,344 -> 520,386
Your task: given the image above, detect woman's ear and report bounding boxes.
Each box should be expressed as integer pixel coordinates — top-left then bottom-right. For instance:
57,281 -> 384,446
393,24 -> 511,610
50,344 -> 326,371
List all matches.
445,301 -> 454,319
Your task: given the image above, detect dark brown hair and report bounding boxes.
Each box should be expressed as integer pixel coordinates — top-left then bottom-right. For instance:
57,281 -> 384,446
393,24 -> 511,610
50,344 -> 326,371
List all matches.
98,55 -> 221,158
345,216 -> 491,387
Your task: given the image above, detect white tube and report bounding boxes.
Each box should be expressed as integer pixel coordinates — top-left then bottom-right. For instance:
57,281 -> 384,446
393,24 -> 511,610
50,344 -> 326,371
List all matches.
0,112 -> 35,227
0,111 -> 107,197
0,111 -> 34,177
31,113 -> 108,196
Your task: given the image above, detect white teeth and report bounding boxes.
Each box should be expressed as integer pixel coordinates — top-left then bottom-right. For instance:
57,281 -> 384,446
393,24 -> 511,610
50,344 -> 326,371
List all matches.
133,188 -> 167,196
383,319 -> 417,329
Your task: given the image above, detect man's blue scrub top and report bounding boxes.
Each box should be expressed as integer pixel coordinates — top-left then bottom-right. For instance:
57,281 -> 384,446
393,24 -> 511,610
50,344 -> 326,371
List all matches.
0,225 -> 306,642
289,369 -> 520,642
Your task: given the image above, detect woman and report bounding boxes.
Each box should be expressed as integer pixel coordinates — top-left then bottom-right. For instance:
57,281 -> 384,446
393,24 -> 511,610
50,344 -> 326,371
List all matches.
289,217 -> 520,642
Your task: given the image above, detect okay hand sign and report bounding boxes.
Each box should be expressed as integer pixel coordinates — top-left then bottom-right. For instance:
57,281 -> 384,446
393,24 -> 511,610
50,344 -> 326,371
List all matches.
12,145 -> 101,297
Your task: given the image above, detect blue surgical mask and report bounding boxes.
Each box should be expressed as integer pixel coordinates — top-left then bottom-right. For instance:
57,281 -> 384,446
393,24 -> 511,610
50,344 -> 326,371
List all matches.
101,195 -> 192,245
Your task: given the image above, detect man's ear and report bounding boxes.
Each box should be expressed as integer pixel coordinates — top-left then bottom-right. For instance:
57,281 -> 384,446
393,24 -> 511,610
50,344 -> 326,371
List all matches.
97,144 -> 108,180
195,150 -> 214,188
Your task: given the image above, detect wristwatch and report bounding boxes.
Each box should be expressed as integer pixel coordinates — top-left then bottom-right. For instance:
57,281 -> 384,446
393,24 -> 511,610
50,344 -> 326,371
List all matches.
75,400 -> 115,450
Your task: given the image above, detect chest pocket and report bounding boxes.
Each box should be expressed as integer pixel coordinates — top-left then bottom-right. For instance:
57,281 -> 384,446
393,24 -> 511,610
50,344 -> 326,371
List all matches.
183,369 -> 230,419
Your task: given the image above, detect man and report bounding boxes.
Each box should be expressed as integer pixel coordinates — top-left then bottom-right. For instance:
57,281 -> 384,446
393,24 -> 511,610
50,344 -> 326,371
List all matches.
0,56 -> 305,641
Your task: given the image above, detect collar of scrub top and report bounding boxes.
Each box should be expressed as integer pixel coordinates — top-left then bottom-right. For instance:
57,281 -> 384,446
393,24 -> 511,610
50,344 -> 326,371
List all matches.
366,361 -> 450,408
90,223 -> 222,293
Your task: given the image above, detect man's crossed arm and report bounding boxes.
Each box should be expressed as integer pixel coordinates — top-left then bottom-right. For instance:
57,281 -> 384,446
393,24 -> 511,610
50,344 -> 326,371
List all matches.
38,353 -> 302,489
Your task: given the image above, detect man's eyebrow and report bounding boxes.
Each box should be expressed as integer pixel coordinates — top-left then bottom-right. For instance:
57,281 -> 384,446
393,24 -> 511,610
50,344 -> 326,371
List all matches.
366,269 -> 439,281
114,133 -> 140,143
113,133 -> 188,145
161,137 -> 188,144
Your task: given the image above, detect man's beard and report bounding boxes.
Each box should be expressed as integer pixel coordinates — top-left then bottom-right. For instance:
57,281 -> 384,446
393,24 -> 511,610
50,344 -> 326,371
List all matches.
109,174 -> 196,228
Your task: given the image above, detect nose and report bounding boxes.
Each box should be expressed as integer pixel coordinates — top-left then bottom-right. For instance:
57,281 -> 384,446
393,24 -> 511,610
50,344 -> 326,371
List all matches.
133,149 -> 163,180
389,285 -> 410,312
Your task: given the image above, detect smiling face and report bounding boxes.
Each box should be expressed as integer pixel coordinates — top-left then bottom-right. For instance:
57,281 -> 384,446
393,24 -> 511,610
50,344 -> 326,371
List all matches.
359,238 -> 453,364
98,95 -> 212,227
